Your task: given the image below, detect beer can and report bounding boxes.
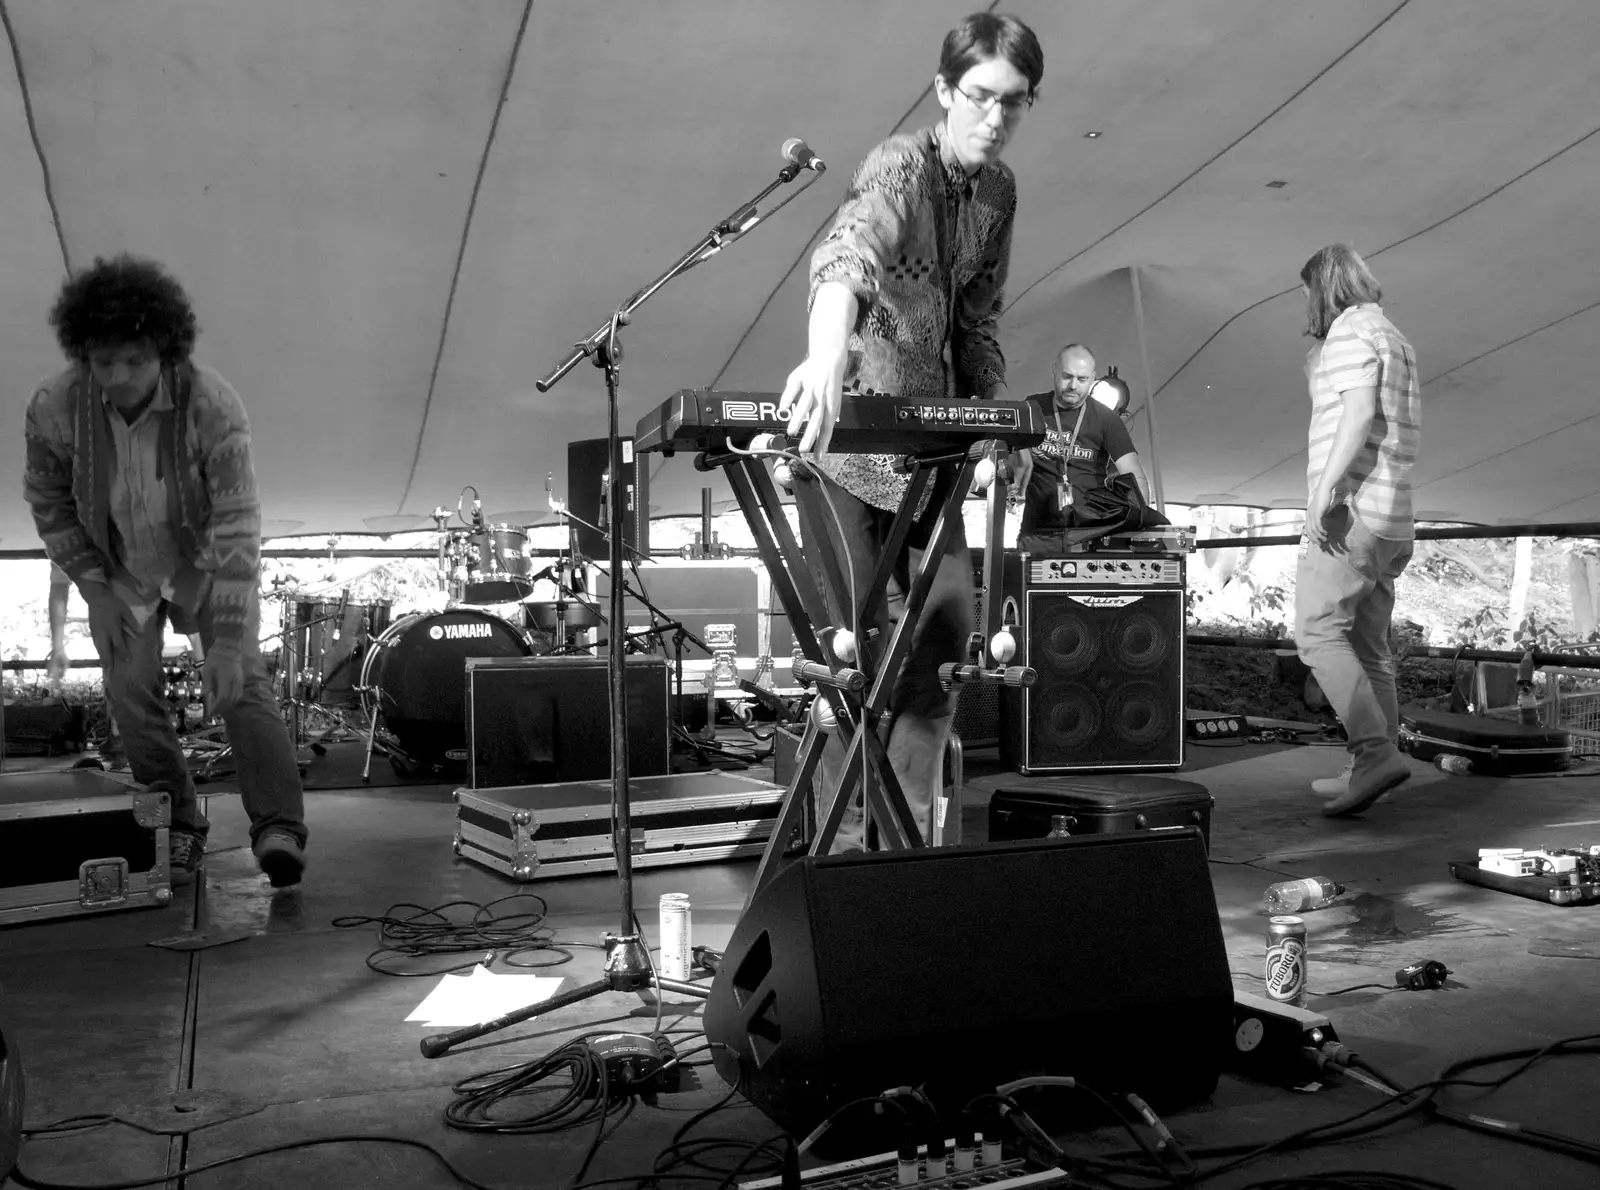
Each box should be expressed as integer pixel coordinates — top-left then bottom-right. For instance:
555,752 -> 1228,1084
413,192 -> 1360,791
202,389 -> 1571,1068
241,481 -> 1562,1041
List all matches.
658,893 -> 692,980
1264,915 -> 1307,1006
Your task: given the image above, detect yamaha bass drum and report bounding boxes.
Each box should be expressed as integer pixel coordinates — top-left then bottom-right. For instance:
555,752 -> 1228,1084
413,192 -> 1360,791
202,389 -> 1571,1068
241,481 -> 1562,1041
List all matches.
360,609 -> 533,777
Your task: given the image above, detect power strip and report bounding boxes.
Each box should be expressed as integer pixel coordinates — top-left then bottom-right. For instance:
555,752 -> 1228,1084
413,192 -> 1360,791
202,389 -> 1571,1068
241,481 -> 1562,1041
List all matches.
1229,992 -> 1339,1081
1187,710 -> 1246,740
741,1142 -> 1069,1190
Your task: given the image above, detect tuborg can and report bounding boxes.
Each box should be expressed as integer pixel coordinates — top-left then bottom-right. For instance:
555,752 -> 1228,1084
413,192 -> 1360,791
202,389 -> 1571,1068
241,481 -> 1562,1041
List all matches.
1265,915 -> 1308,1006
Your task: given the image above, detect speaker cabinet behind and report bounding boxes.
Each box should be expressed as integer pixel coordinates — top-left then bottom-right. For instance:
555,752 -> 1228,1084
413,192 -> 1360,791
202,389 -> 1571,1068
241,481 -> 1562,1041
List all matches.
704,830 -> 1231,1139
567,437 -> 649,560
466,655 -> 669,788
1001,551 -> 1186,774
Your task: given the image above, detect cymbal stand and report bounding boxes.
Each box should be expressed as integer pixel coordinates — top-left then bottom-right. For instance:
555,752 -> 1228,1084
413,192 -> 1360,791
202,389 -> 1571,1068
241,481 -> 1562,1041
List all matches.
420,153 -> 815,1061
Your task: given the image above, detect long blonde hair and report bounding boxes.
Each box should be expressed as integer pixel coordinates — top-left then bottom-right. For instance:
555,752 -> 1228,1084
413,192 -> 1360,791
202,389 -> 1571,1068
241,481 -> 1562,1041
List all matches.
1300,244 -> 1381,340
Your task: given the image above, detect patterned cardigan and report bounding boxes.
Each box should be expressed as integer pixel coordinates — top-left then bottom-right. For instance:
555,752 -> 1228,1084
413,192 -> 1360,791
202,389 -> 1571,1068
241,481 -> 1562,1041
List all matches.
23,362 -> 264,651
809,119 -> 1016,512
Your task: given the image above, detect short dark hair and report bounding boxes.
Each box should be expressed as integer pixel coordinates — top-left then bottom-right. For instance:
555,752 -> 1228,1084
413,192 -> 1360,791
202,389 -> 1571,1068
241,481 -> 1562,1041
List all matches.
48,254 -> 199,365
1299,243 -> 1381,340
939,13 -> 1044,95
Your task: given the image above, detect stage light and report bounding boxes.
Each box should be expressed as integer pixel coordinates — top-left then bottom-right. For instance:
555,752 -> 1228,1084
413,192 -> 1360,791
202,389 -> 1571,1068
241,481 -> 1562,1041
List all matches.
1092,366 -> 1131,416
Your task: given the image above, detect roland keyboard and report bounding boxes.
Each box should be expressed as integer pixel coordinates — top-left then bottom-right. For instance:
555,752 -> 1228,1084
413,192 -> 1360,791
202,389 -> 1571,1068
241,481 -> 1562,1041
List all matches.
634,389 -> 1046,456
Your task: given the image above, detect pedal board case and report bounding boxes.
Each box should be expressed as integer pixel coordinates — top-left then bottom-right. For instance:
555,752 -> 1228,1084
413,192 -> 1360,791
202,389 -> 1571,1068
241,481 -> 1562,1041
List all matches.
1448,857 -> 1600,906
1400,708 -> 1571,775
454,771 -> 788,881
0,770 -> 173,925
988,774 -> 1213,850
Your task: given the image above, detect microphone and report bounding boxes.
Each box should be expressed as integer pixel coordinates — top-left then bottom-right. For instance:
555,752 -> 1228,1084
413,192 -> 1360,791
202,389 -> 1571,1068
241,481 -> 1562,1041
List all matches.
781,137 -> 826,174
333,587 -> 350,641
472,495 -> 485,532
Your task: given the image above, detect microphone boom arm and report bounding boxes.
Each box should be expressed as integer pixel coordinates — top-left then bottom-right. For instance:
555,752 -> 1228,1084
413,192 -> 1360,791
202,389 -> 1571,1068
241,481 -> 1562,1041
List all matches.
535,164 -> 802,394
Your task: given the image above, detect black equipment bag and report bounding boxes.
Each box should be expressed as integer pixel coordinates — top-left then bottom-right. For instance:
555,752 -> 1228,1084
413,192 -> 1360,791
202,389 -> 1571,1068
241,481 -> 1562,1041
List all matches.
989,774 -> 1213,849
1399,708 -> 1571,775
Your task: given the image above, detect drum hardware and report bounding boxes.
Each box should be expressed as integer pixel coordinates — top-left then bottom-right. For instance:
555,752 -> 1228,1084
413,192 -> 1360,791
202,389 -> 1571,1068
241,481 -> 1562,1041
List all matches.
356,607 -> 535,783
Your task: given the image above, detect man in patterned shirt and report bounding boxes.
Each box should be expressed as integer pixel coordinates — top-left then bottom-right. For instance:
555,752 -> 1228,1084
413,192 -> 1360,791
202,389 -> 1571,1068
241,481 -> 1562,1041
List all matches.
1295,244 -> 1421,816
23,255 -> 309,887
779,12 -> 1043,852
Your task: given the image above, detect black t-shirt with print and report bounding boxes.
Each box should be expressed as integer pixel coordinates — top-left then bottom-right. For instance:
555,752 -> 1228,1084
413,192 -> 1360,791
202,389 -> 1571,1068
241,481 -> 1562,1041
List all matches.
1019,392 -> 1136,534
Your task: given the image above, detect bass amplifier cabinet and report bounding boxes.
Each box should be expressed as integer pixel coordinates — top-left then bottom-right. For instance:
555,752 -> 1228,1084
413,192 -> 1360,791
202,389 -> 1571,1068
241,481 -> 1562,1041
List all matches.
466,655 -> 670,788
568,437 -> 650,560
704,829 -> 1232,1141
1000,550 -> 1186,774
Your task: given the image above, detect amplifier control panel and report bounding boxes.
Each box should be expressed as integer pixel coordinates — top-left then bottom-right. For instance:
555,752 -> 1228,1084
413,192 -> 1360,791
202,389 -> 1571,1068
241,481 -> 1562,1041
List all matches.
1028,556 -> 1183,585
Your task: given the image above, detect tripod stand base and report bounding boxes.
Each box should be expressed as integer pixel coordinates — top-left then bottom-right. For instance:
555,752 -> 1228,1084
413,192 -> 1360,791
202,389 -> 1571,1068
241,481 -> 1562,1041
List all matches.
419,932 -> 710,1059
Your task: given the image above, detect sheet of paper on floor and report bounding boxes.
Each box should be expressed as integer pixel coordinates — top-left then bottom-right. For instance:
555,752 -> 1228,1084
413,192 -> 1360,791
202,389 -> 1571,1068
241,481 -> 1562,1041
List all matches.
405,964 -> 565,1026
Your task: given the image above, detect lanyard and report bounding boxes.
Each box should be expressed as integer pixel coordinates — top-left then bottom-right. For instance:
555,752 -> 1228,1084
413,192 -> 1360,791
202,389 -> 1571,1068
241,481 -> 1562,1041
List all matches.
1051,400 -> 1089,457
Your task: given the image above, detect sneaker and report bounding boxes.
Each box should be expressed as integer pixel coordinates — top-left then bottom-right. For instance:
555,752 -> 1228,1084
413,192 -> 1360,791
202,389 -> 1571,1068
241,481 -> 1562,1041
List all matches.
169,830 -> 204,886
1311,758 -> 1355,796
253,829 -> 306,888
1322,754 -> 1412,817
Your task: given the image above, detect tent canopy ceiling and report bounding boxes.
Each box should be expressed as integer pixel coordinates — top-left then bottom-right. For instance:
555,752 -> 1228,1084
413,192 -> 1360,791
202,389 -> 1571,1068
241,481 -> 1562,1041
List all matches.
2,0 -> 1596,548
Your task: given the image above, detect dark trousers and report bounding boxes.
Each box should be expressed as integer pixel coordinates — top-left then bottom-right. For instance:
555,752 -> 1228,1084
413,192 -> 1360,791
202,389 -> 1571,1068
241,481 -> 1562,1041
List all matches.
794,473 -> 972,851
100,589 -> 307,847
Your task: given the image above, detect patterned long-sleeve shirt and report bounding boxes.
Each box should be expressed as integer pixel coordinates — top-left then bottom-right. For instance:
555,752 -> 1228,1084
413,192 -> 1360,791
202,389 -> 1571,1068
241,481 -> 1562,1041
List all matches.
808,119 -> 1016,511
23,361 -> 265,650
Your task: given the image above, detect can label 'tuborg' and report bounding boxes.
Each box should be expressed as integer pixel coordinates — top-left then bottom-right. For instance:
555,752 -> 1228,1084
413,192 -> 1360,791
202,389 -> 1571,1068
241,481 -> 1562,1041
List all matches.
1264,936 -> 1307,1002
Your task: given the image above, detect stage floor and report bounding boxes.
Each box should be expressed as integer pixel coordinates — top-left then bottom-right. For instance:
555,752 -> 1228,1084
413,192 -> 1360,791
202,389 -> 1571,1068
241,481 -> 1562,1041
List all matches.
3,737 -> 1598,1189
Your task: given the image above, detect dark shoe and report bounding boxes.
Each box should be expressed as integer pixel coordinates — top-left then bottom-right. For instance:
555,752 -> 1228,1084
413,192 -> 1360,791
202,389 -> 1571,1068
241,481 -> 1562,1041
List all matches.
1322,754 -> 1411,817
254,829 -> 306,888
169,831 -> 204,886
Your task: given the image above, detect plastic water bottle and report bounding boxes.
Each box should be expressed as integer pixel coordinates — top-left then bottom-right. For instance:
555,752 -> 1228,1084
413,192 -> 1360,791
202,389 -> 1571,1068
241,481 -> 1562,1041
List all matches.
1435,753 -> 1474,775
1263,876 -> 1345,914
1047,814 -> 1072,839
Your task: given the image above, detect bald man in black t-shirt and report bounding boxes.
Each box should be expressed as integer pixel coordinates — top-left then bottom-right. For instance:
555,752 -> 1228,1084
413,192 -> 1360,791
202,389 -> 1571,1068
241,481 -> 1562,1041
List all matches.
1012,343 -> 1153,554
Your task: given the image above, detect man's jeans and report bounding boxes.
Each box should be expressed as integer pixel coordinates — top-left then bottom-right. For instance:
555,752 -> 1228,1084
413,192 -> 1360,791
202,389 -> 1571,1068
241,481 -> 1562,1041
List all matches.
796,475 -> 972,853
100,588 -> 307,848
1294,506 -> 1414,777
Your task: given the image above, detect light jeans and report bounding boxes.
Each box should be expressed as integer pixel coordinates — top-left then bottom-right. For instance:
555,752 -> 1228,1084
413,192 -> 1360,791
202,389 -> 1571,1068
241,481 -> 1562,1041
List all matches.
97,587 -> 308,847
1294,505 -> 1414,777
796,476 -> 972,854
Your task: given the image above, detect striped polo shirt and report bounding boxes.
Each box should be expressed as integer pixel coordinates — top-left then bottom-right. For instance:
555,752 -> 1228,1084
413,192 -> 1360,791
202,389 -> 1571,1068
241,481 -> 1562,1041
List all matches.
1304,303 -> 1420,541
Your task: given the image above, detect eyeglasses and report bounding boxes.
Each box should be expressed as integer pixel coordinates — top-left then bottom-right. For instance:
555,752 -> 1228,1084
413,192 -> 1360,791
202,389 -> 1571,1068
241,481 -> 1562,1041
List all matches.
953,83 -> 1034,119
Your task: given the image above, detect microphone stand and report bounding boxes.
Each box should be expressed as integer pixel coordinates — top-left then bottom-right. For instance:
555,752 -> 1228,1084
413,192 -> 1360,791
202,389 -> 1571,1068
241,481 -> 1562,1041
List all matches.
422,157 -> 810,1059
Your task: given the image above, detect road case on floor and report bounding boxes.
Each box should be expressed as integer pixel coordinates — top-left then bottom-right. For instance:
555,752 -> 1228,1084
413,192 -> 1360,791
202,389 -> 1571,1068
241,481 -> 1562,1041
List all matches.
453,771 -> 789,881
0,770 -> 173,925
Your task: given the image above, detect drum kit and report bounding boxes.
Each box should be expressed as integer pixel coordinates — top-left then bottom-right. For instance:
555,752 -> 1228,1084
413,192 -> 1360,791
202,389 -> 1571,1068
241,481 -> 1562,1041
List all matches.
258,487 -> 610,782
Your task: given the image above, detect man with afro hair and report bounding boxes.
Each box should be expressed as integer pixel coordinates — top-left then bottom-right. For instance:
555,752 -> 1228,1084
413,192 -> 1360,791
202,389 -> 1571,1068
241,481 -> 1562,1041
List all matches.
23,254 -> 308,888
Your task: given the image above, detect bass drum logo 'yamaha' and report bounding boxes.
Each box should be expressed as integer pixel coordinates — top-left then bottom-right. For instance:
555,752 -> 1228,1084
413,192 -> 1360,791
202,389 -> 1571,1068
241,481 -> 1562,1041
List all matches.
429,621 -> 494,642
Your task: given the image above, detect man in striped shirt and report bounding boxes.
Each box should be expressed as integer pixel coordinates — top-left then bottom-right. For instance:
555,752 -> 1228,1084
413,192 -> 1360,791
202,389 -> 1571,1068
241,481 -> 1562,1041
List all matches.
1295,244 -> 1421,816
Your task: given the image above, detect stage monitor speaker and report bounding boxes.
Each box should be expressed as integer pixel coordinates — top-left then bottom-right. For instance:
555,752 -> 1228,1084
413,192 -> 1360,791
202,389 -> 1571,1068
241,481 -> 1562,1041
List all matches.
1000,551 -> 1186,774
466,655 -> 670,788
568,437 -> 649,560
704,830 -> 1232,1141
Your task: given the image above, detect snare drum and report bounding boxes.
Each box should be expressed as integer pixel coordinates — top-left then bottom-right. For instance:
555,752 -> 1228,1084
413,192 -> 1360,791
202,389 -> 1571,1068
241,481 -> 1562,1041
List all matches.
289,599 -> 393,707
359,608 -> 532,774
